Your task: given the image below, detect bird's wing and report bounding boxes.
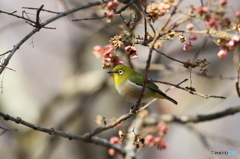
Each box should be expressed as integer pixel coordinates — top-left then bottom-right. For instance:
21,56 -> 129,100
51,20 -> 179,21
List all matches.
128,73 -> 145,86
129,73 -> 163,93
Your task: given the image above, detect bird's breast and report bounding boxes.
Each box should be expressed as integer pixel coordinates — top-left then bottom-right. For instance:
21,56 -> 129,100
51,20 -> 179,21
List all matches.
115,80 -> 153,102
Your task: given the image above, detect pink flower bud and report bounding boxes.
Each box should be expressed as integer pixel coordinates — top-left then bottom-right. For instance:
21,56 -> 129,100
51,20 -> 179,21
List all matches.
103,45 -> 114,55
157,141 -> 167,150
144,135 -> 155,146
154,137 -> 162,143
105,12 -> 114,23
235,11 -> 240,18
92,45 -> 104,57
205,19 -> 218,29
226,41 -> 234,47
110,136 -> 122,145
217,49 -> 228,58
106,1 -> 119,11
197,7 -> 208,15
186,23 -> 194,30
188,33 -> 198,40
231,35 -> 240,42
157,123 -> 168,132
125,46 -> 138,59
183,42 -> 193,51
108,148 -> 115,156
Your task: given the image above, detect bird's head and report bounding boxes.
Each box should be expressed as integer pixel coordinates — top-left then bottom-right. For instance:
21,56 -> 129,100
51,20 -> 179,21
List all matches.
108,65 -> 133,86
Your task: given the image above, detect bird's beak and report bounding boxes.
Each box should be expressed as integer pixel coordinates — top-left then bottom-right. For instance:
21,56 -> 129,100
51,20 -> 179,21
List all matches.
108,71 -> 117,74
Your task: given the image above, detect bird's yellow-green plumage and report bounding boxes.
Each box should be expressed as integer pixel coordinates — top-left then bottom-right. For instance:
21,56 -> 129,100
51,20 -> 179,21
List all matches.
108,65 -> 177,105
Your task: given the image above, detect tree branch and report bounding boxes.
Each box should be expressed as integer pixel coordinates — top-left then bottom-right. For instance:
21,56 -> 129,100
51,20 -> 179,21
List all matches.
143,105 -> 240,125
0,111 -> 126,155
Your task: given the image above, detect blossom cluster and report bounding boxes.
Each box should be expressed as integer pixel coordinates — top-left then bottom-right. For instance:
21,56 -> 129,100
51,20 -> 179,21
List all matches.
93,45 -> 124,69
108,136 -> 122,156
147,0 -> 175,22
217,35 -> 240,58
92,45 -> 138,68
144,135 -> 167,150
102,1 -> 119,22
144,122 -> 169,150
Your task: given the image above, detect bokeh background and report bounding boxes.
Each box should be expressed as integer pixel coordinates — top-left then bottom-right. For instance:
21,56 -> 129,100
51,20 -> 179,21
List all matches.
0,0 -> 240,159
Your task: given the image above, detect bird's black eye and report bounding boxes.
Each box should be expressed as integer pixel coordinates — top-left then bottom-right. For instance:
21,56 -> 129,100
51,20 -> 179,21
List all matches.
118,70 -> 123,75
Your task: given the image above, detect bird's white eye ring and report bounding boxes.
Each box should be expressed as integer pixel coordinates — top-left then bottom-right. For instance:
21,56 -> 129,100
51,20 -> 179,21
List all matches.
118,70 -> 123,75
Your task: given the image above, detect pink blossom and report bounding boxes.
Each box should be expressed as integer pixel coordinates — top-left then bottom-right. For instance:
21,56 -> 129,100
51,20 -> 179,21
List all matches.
205,19 -> 218,29
226,40 -> 234,48
144,135 -> 155,146
108,136 -> 122,155
109,136 -> 122,145
154,137 -> 167,150
103,45 -> 114,55
226,36 -> 240,50
105,12 -> 114,23
235,11 -> 240,18
154,137 -> 162,143
186,23 -> 194,30
217,49 -> 228,58
197,7 -> 208,15
92,45 -> 104,57
106,1 -> 119,11
157,140 -> 167,150
157,123 -> 168,132
108,148 -> 115,156
188,33 -> 198,40
183,42 -> 193,51
231,35 -> 240,43
125,46 -> 138,59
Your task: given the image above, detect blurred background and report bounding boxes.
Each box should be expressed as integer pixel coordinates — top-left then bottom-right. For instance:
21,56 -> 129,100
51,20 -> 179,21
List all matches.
0,0 -> 240,159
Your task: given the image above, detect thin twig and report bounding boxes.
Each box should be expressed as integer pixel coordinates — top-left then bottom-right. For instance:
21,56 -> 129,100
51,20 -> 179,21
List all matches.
0,65 -> 16,72
165,78 -> 188,93
115,1 -> 135,14
72,16 -> 105,21
0,50 -> 11,56
138,99 -> 157,112
150,79 -> 226,99
22,7 -> 61,14
236,64 -> 240,97
0,125 -> 17,135
153,48 -> 185,64
36,5 -> 44,27
0,10 -> 36,24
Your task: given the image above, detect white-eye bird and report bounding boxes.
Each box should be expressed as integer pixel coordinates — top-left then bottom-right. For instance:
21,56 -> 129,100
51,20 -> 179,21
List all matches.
108,65 -> 178,105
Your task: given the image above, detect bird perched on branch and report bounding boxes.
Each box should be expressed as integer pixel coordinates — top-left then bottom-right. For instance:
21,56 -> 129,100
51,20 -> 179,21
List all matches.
108,65 -> 177,105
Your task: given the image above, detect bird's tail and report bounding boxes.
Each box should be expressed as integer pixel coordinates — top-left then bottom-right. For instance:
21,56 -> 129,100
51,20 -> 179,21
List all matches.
166,95 -> 178,105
